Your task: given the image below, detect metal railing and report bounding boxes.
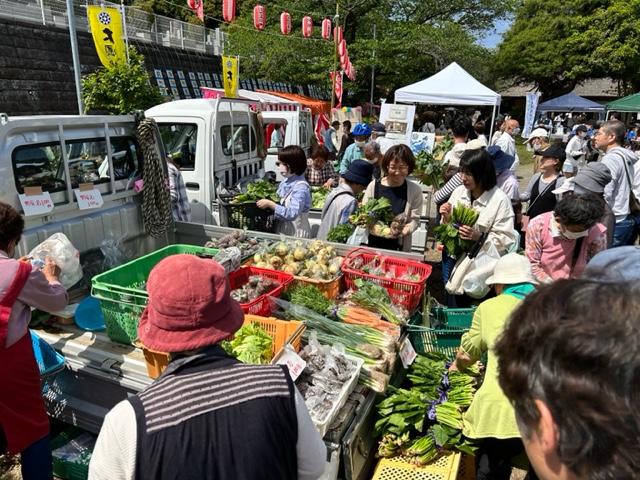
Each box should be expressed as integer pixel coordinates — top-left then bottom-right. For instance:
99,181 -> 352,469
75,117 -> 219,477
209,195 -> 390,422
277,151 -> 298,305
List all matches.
0,0 -> 226,56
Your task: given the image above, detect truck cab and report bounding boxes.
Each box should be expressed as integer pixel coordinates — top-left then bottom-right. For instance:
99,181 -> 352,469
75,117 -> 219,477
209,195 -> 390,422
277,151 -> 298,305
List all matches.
262,109 -> 314,182
146,98 -> 266,225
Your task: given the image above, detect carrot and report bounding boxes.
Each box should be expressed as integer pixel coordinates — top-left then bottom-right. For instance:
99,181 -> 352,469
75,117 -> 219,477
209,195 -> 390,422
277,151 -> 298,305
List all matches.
336,305 -> 401,337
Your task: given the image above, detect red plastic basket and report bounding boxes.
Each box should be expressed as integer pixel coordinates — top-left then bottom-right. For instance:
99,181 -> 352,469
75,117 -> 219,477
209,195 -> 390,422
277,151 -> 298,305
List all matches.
341,247 -> 432,313
228,267 -> 294,316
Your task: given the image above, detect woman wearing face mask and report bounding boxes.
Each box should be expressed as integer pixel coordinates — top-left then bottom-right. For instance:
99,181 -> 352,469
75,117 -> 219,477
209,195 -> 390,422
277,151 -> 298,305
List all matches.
523,127 -> 550,174
525,193 -> 606,283
257,146 -> 312,238
362,144 -> 423,252
339,123 -> 371,174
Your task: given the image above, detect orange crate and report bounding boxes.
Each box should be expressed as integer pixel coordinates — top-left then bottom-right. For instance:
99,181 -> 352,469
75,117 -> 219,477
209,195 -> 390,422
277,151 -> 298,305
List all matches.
228,267 -> 294,316
292,273 -> 344,300
342,247 -> 432,313
139,315 -> 305,379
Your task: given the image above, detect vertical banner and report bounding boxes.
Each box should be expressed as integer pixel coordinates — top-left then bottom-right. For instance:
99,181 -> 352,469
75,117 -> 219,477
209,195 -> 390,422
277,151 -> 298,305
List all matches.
222,56 -> 239,98
333,71 -> 343,108
522,92 -> 541,139
87,6 -> 127,67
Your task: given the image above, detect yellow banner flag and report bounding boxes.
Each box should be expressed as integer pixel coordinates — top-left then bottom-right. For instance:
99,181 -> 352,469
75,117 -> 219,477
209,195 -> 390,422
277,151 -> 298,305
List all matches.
88,6 -> 127,67
222,56 -> 239,98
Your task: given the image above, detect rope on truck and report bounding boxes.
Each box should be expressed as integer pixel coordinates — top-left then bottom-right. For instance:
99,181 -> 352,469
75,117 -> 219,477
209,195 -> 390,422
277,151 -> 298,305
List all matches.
135,112 -> 172,238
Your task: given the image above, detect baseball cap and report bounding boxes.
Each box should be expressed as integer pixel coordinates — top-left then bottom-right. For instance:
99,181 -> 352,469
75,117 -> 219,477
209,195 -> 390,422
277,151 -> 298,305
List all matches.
535,144 -> 567,162
525,128 -> 550,144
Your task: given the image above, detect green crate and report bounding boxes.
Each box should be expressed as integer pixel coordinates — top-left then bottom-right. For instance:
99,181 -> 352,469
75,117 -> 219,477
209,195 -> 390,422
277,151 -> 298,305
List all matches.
51,427 -> 95,480
91,244 -> 219,344
406,307 -> 475,359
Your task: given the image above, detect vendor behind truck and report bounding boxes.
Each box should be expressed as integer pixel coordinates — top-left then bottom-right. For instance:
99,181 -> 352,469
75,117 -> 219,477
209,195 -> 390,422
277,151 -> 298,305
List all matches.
89,254 -> 326,480
0,202 -> 68,480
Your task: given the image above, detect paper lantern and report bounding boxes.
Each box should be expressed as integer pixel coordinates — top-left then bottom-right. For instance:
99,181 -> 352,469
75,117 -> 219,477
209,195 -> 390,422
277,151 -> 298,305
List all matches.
338,39 -> 346,56
334,26 -> 342,44
254,5 -> 266,30
187,0 -> 195,9
302,16 -> 313,38
222,0 -> 235,22
322,18 -> 331,39
281,11 -> 292,35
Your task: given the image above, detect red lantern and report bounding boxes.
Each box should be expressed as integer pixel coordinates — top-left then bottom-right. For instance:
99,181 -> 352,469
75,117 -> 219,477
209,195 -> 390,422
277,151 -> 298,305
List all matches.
338,39 -> 346,56
302,16 -> 313,38
334,26 -> 342,44
187,0 -> 195,9
321,18 -> 331,39
254,4 -> 266,30
222,0 -> 235,22
281,11 -> 292,35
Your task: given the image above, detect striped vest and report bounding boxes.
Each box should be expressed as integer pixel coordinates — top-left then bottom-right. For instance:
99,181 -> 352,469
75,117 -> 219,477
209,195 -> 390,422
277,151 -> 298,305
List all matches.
129,347 -> 298,480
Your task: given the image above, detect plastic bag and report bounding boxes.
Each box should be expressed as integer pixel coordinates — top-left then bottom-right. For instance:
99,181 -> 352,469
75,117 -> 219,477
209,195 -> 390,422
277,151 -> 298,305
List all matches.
213,247 -> 242,274
446,241 -> 500,298
346,226 -> 369,246
28,233 -> 83,289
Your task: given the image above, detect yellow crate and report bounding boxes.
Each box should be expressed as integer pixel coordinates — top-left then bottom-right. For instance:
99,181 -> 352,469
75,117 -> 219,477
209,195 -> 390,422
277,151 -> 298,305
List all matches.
372,452 -> 461,480
455,453 -> 475,480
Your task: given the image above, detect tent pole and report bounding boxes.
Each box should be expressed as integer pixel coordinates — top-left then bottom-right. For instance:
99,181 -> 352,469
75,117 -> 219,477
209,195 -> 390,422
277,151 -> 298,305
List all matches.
488,103 -> 497,143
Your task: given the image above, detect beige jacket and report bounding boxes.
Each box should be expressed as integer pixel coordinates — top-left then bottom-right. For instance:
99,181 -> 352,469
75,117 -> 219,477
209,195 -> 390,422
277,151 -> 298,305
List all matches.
362,178 -> 423,252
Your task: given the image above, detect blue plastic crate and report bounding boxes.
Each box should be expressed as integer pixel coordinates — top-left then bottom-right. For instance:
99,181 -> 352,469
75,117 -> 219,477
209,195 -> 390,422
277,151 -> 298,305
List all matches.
31,330 -> 65,378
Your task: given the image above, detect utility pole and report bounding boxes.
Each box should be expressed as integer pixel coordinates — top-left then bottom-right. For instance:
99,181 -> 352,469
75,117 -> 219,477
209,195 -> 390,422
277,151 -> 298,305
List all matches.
66,0 -> 84,114
370,24 -> 376,114
330,3 -> 339,110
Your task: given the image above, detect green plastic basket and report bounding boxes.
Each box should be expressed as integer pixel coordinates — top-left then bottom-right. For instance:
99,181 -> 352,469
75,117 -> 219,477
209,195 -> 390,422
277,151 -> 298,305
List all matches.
91,244 -> 219,344
51,427 -> 95,480
406,307 -> 475,359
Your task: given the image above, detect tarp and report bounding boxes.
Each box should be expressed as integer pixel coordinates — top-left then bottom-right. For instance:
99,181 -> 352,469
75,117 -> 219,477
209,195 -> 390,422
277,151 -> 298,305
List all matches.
394,62 -> 501,106
258,90 -> 330,115
537,93 -> 605,112
606,93 -> 640,112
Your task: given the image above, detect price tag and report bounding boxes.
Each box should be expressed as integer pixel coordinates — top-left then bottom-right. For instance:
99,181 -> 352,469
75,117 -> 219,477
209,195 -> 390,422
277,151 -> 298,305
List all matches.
399,336 -> 417,369
19,189 -> 54,216
74,187 -> 104,210
276,348 -> 307,381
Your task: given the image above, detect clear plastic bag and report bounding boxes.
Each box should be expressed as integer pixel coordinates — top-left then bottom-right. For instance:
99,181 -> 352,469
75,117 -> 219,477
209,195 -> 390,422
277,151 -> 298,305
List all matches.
28,233 -> 83,288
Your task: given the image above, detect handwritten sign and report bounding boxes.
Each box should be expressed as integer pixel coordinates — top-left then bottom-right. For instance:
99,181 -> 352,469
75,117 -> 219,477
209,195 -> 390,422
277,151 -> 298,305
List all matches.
19,192 -> 54,216
276,348 -> 307,381
399,337 -> 417,369
73,188 -> 104,210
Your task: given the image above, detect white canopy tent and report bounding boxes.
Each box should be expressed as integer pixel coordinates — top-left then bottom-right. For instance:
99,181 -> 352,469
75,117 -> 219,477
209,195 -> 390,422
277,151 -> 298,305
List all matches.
394,62 -> 502,138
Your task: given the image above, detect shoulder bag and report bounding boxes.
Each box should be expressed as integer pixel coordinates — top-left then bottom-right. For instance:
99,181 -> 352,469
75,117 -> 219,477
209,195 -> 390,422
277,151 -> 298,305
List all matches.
521,175 -> 560,232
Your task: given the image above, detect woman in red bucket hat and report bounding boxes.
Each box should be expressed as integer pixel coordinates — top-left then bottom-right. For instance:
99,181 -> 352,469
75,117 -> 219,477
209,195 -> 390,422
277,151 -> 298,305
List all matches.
89,254 -> 325,480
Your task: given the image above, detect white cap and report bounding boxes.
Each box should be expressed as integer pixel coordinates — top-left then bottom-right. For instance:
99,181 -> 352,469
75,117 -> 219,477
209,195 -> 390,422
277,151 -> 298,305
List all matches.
486,253 -> 537,285
552,178 -> 575,195
524,128 -> 549,144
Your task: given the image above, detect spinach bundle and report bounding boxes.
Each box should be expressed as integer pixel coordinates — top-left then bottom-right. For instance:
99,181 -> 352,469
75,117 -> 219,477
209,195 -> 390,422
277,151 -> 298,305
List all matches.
326,223 -> 355,243
231,180 -> 279,203
349,198 -> 394,228
433,203 -> 480,256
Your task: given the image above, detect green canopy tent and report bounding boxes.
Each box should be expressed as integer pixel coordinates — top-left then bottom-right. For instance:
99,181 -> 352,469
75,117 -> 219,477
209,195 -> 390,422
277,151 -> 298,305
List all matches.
606,93 -> 640,112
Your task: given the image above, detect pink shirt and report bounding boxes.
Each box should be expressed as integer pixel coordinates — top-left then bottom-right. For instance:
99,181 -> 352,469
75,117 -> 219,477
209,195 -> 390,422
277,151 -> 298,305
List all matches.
0,251 -> 68,348
525,212 -> 606,282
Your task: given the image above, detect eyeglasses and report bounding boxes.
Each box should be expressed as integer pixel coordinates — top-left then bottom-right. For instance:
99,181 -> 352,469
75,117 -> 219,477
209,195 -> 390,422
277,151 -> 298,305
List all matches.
275,161 -> 281,166
388,164 -> 409,172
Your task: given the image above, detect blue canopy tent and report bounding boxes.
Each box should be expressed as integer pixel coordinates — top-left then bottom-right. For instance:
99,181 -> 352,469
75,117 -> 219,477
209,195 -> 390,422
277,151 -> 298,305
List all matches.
537,93 -> 606,118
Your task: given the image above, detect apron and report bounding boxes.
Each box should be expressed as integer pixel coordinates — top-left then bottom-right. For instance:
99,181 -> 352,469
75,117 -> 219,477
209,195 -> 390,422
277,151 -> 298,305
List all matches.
0,262 -> 50,455
276,181 -> 311,238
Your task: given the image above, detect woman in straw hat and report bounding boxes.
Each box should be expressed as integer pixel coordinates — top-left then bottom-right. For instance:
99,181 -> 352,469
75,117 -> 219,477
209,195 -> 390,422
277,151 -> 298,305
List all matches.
449,253 -> 538,480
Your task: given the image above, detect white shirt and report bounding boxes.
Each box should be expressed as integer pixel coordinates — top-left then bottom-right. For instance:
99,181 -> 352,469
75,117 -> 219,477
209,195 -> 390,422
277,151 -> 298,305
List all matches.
375,135 -> 397,154
444,142 -> 468,168
448,185 -> 516,253
88,388 -> 326,480
495,133 -> 519,172
565,135 -> 587,166
271,128 -> 284,148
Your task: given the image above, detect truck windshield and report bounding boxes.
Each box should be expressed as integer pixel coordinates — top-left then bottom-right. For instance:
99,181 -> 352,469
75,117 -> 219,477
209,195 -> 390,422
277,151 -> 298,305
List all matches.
12,137 -> 140,194
157,123 -> 197,170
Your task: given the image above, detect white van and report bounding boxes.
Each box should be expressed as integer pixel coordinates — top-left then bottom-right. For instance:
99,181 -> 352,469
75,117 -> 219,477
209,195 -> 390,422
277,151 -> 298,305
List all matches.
262,109 -> 314,181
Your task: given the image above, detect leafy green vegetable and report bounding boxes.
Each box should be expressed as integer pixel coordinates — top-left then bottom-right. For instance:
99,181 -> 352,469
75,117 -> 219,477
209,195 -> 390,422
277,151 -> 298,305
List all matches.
350,279 -> 407,325
286,283 -> 335,316
349,198 -> 394,228
326,223 -> 356,243
413,134 -> 455,189
222,322 -> 273,364
433,203 -> 480,256
311,187 -> 331,209
232,180 -> 279,203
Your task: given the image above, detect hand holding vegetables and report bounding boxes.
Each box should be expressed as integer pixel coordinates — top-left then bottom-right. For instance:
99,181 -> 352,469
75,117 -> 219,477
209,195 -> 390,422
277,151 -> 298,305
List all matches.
349,198 -> 394,228
232,180 -> 279,204
256,199 -> 277,211
433,203 -> 480,256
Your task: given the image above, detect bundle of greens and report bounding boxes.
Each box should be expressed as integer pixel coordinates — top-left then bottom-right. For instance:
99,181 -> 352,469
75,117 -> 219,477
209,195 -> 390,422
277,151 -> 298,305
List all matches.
326,223 -> 356,243
311,187 -> 331,209
286,283 -> 335,316
433,203 -> 480,256
413,136 -> 454,189
374,352 -> 479,465
349,279 -> 408,326
231,180 -> 279,203
222,322 -> 273,364
349,198 -> 394,228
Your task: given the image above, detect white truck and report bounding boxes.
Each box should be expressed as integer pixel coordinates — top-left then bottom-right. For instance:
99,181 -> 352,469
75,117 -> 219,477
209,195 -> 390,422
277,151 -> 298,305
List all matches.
0,107 -> 421,479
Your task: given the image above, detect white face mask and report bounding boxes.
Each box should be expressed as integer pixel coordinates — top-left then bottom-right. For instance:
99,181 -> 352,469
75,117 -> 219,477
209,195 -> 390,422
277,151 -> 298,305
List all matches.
562,227 -> 588,240
355,141 -> 366,148
278,164 -> 291,178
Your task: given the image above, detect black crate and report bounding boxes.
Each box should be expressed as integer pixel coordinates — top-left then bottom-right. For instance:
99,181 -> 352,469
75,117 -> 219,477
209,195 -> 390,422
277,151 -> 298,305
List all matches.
218,194 -> 277,233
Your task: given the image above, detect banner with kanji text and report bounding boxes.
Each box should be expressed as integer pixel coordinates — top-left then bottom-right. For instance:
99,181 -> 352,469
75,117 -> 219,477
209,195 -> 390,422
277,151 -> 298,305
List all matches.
87,6 -> 126,67
222,56 -> 239,98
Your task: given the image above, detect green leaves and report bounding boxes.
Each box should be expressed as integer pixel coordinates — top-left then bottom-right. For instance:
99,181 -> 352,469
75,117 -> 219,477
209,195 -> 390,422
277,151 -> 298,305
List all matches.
81,47 -> 164,115
433,203 -> 480,256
